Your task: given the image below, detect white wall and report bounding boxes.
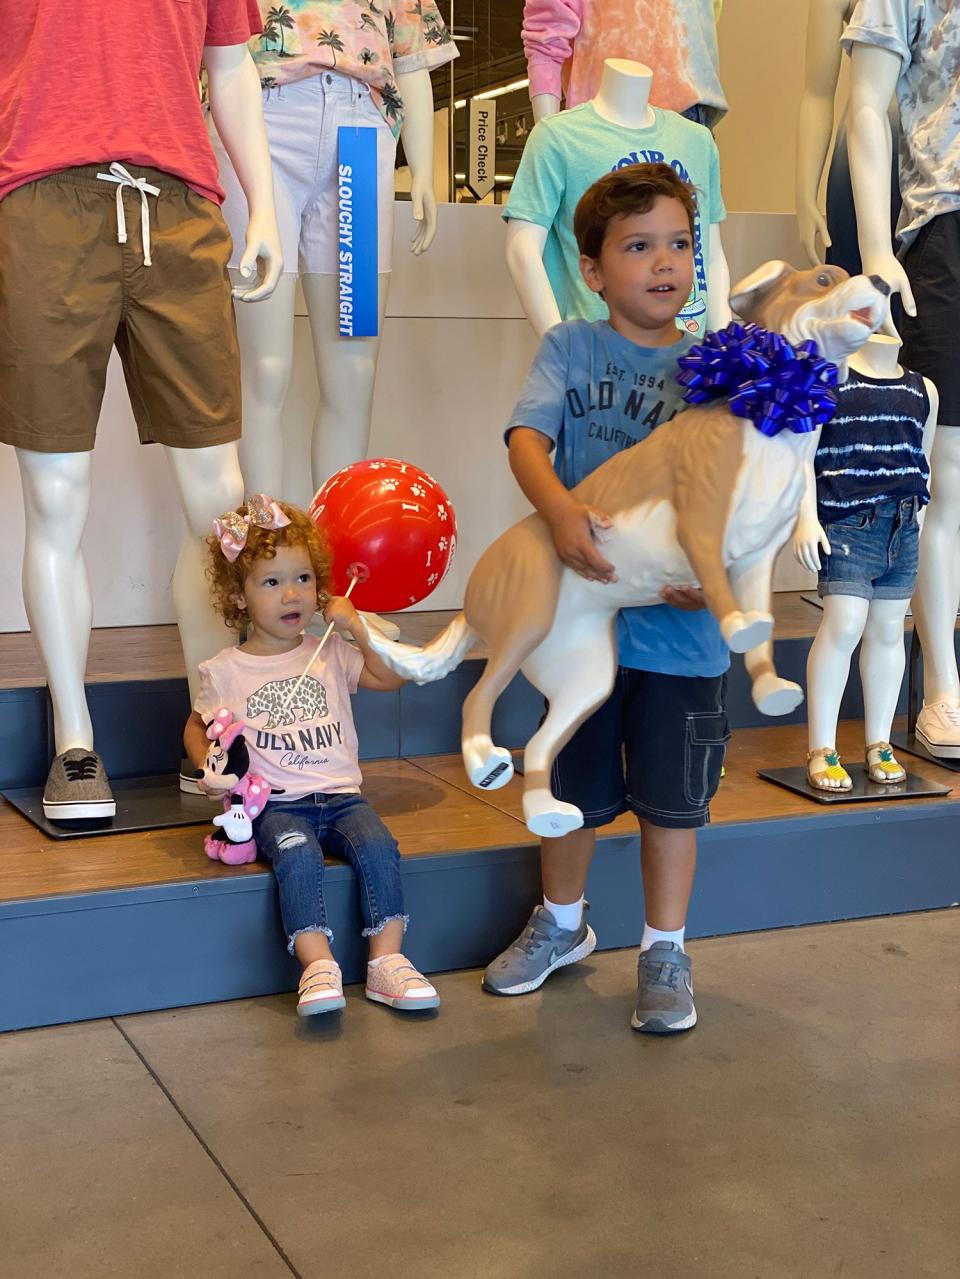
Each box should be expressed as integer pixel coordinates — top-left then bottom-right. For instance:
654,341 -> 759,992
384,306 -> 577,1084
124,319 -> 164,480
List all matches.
0,204 -> 812,633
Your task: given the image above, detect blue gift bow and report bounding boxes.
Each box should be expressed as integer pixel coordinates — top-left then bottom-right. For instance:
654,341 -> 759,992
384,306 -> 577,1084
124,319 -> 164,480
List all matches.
676,322 -> 839,437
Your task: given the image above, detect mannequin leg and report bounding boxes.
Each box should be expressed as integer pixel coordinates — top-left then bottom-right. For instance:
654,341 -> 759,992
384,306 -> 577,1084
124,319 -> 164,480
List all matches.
16,449 -> 95,753
860,599 -> 910,745
166,443 -> 244,699
301,272 -> 390,488
913,429 -> 960,705
230,271 -> 298,497
806,595 -> 870,788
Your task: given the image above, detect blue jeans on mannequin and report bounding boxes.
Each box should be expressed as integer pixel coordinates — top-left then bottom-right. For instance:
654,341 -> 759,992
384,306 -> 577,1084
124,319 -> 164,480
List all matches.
253,792 -> 407,956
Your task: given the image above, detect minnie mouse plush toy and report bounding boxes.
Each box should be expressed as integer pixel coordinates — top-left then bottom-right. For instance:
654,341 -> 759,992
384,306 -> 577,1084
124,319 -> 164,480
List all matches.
197,708 -> 278,865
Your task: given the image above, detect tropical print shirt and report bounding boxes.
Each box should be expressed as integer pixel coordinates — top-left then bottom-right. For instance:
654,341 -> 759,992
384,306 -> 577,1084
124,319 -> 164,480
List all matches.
251,1 -> 457,135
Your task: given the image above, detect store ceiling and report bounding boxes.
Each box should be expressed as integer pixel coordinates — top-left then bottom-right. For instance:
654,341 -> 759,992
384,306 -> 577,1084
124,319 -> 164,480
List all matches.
433,1 -> 526,104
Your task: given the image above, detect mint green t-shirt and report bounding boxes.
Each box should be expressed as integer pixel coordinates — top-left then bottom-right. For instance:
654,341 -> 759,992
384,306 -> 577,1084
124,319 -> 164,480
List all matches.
504,104 -> 726,338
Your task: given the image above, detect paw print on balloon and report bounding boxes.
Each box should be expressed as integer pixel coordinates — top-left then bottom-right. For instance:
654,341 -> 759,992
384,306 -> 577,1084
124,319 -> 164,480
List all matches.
438,535 -> 448,552
381,477 -> 399,491
368,461 -> 387,470
427,571 -> 439,586
410,483 -> 426,498
436,504 -> 448,521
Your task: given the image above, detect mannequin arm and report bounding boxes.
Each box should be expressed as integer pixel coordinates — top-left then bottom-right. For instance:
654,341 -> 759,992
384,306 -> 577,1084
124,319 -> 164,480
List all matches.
706,223 -> 731,331
523,0 -> 583,110
793,458 -> 831,572
796,0 -> 849,264
921,379 -> 939,460
205,45 -> 282,302
531,93 -> 562,122
847,43 -> 912,321
506,219 -> 563,336
397,68 -> 438,255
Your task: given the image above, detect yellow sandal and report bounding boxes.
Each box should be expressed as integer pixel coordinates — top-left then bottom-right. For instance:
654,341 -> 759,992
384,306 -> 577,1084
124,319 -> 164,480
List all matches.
807,746 -> 853,792
866,742 -> 906,785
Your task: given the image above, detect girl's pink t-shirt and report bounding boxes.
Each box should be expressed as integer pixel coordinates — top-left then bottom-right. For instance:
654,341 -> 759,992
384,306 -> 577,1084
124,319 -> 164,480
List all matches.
195,634 -> 366,799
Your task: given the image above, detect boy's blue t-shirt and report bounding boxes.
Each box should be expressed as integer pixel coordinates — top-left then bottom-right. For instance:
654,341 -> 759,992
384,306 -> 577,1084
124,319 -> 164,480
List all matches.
505,318 -> 729,679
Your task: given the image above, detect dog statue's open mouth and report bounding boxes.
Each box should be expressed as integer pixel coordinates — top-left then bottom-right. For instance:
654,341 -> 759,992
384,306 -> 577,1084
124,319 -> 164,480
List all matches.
848,305 -> 879,328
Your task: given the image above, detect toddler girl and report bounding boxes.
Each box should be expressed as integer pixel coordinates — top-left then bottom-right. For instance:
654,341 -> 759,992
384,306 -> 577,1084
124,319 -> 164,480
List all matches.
183,495 -> 439,1016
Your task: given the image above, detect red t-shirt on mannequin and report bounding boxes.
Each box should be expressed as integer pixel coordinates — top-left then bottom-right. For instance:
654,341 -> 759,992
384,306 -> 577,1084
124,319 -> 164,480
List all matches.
0,0 -> 263,204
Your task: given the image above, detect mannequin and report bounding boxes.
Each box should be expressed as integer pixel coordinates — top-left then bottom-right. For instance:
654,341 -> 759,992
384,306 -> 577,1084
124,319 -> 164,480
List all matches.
210,5 -> 456,502
523,0 -> 726,129
845,4 -> 960,757
795,0 -> 900,273
506,59 -> 731,340
1,7 -> 281,820
794,333 -> 938,788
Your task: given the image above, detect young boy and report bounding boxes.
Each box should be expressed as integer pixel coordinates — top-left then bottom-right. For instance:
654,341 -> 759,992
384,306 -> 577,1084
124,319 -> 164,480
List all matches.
484,163 -> 730,1033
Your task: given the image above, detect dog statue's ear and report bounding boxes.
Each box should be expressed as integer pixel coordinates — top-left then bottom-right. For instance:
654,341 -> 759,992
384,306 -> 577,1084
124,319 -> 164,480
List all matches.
729,260 -> 794,321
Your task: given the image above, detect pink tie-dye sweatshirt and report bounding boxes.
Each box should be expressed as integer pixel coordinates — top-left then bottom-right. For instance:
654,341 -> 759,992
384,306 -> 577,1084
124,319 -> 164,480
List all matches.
522,0 -> 727,126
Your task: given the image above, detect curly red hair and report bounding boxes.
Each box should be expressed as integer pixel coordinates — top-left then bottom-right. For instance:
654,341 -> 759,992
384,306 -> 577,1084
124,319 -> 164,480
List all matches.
205,499 -> 333,632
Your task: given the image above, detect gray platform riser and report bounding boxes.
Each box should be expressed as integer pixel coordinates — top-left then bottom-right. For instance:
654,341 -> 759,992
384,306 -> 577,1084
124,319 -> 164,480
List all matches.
1,631 -> 937,789
2,802 -> 957,1032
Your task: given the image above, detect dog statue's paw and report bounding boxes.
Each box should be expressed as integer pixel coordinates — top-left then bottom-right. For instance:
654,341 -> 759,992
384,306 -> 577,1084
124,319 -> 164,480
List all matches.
465,744 -> 514,791
721,609 -> 774,654
523,793 -> 584,838
752,671 -> 804,717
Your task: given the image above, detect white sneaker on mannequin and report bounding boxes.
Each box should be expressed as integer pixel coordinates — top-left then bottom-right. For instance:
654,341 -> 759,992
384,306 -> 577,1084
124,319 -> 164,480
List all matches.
916,700 -> 960,758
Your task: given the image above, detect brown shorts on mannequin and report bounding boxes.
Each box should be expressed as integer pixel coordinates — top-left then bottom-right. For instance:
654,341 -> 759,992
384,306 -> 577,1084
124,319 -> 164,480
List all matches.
0,165 -> 241,453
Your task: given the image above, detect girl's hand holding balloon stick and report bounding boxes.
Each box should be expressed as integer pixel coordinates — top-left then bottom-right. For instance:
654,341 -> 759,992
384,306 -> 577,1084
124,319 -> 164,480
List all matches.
281,563 -> 370,718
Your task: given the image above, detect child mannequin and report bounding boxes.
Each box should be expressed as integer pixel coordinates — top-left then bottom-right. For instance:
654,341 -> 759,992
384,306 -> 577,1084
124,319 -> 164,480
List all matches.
794,334 -> 938,789
183,497 -> 439,1016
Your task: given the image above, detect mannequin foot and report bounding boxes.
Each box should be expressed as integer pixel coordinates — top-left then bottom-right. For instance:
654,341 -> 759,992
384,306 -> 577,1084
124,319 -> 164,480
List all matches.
866,742 -> 906,785
464,743 -> 514,791
523,790 -> 584,837
43,749 -> 116,820
806,747 -> 852,793
720,610 -> 773,654
751,671 -> 804,717
915,700 -> 960,759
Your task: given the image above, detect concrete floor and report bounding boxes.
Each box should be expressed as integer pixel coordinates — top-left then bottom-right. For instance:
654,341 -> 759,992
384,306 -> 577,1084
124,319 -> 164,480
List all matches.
2,911 -> 958,1279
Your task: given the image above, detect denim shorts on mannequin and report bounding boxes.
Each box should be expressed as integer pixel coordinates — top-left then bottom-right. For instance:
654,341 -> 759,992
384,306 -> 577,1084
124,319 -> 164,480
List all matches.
208,72 -> 398,276
818,498 -> 921,601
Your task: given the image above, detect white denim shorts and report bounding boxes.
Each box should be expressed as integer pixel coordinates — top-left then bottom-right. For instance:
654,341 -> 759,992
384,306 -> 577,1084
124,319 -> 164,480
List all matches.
208,72 -> 397,276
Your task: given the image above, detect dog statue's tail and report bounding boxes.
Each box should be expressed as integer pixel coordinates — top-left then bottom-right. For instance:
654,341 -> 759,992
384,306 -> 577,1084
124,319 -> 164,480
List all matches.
361,613 -> 476,685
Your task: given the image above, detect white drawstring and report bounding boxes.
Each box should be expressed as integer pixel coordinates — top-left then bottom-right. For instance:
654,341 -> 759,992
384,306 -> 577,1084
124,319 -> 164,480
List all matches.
96,162 -> 161,266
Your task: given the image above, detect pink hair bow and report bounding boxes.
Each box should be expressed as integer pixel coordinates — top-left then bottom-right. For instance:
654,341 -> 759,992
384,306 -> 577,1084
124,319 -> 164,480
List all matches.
213,494 -> 291,562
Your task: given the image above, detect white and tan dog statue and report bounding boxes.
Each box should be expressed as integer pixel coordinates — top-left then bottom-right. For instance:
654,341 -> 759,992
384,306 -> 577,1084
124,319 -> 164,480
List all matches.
362,262 -> 890,835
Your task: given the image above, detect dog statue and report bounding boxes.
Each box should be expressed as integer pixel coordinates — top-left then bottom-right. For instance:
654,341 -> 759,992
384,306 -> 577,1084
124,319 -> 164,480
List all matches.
361,263 -> 890,836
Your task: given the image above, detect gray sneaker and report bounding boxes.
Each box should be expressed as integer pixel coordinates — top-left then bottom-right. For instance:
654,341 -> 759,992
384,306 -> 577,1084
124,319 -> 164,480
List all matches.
631,941 -> 697,1034
42,749 -> 116,821
482,905 -> 597,996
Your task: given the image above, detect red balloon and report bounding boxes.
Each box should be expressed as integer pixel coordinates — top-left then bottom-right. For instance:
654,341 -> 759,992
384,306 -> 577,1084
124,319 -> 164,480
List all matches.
309,459 -> 458,612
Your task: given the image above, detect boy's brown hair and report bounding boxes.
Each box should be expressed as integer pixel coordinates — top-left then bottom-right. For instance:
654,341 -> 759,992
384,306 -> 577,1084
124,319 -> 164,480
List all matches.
205,499 -> 333,632
574,162 -> 698,260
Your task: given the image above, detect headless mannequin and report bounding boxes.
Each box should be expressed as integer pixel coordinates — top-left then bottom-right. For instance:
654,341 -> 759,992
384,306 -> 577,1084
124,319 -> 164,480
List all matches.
18,44 -> 281,756
508,59 -> 732,339
847,42 -> 960,723
230,68 -> 439,501
793,334 -> 938,787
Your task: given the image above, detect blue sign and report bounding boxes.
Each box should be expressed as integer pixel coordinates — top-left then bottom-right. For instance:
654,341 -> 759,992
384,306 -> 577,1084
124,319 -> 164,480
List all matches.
337,126 -> 379,338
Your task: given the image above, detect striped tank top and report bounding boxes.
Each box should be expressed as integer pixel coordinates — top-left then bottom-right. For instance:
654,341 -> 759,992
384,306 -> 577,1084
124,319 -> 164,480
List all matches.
814,368 -> 930,521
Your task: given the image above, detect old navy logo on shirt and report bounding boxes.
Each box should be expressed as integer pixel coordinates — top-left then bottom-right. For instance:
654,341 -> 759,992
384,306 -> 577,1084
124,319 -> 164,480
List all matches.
567,365 -> 677,447
612,150 -> 706,332
337,127 -> 379,338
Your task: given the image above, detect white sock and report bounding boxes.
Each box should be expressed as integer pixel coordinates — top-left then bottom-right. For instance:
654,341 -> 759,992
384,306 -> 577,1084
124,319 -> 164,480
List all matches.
543,895 -> 584,931
641,923 -> 685,953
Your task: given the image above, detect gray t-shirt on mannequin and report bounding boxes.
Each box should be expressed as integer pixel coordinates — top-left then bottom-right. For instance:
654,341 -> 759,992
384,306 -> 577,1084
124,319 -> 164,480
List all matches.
843,0 -> 960,250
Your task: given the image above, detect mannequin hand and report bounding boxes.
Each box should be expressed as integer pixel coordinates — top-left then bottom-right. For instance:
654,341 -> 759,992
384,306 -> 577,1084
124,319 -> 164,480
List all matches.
861,250 -> 915,331
410,174 -> 438,255
660,585 -> 707,611
323,595 -> 363,633
233,211 -> 284,303
797,201 -> 831,268
547,503 -> 618,583
793,519 -> 831,573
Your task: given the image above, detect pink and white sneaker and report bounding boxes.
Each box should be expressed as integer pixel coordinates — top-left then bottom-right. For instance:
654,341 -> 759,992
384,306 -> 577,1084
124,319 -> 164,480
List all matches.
365,954 -> 440,1011
297,960 -> 346,1016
